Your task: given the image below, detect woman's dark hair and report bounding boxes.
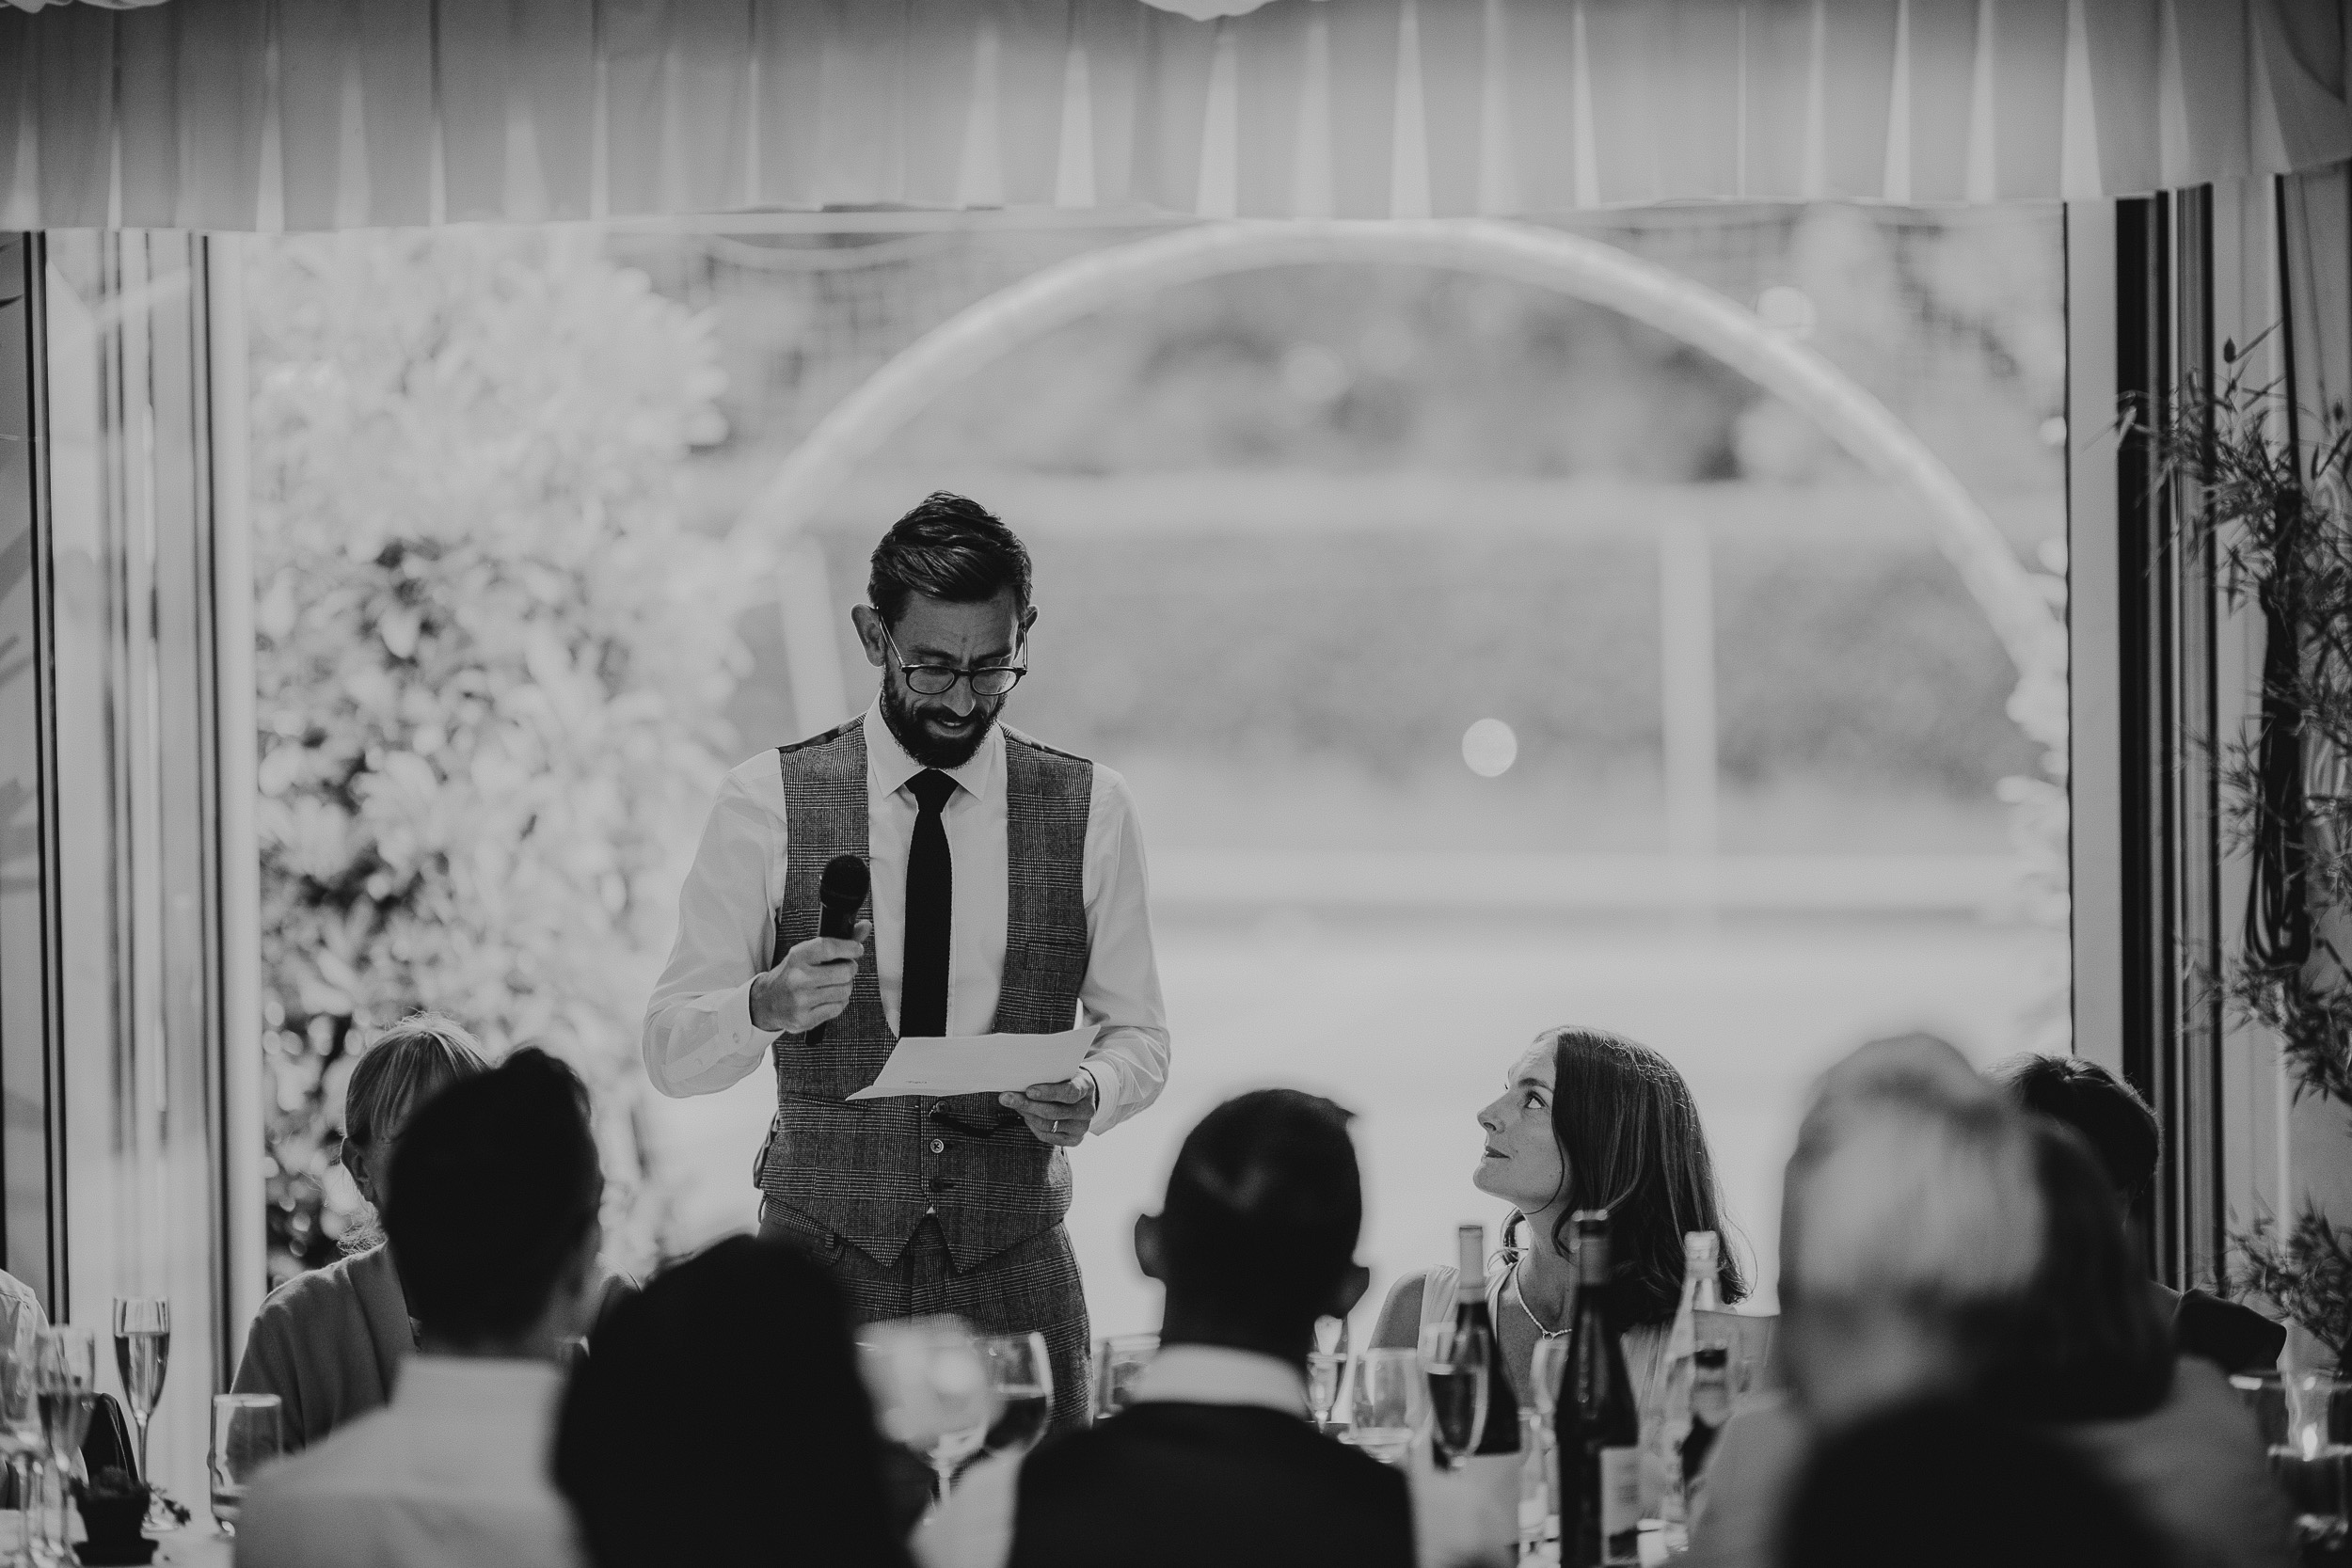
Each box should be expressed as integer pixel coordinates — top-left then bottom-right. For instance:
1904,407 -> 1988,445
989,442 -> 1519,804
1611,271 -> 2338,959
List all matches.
1983,1117 -> 2174,1421
384,1047 -> 602,1346
1782,1398 -> 2174,1568
1509,1026 -> 1745,1325
867,492 -> 1032,625
556,1236 -> 913,1568
1989,1053 -> 2160,1213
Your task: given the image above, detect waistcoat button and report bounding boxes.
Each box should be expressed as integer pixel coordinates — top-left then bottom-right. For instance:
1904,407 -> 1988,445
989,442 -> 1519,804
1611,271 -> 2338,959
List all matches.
930,1138 -> 946,1155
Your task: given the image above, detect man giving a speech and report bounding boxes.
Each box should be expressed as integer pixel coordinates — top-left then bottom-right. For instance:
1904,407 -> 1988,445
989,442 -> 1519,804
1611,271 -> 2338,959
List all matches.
644,494 -> 1169,1427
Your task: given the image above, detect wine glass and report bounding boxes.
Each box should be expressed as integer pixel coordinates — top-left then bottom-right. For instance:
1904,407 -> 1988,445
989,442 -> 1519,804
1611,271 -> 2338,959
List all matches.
857,1321 -> 994,1507
976,1333 -> 1054,1458
35,1328 -> 96,1555
1530,1334 -> 1570,1422
1307,1316 -> 1350,1433
1349,1347 -> 1420,1467
209,1393 -> 280,1534
111,1297 -> 171,1528
1418,1320 -> 1489,1473
1090,1335 -> 1158,1421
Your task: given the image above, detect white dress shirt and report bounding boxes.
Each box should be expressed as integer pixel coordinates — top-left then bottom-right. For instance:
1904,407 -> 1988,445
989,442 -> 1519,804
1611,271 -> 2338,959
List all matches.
233,1356 -> 581,1568
643,703 -> 1169,1135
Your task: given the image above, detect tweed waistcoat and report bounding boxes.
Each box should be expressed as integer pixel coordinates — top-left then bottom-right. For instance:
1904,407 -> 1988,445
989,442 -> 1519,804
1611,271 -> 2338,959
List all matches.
754,720 -> 1093,1272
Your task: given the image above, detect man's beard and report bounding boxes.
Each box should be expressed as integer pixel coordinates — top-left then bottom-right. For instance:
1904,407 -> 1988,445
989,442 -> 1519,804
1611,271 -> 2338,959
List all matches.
880,678 -> 1001,770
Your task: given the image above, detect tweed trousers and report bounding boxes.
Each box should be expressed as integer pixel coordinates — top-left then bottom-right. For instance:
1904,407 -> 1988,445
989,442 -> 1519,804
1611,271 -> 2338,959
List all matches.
761,1207 -> 1091,1433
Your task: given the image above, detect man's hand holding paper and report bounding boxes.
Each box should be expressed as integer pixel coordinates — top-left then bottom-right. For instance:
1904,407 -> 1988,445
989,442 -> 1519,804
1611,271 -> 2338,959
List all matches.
846,1022 -> 1102,1149
1000,1072 -> 1097,1148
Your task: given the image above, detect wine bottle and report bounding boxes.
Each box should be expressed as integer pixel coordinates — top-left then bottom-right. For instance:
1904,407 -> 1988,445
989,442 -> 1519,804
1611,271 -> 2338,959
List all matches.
1458,1226 -> 1521,1456
1428,1225 -> 1497,1468
1658,1230 -> 1722,1530
1557,1210 -> 1641,1568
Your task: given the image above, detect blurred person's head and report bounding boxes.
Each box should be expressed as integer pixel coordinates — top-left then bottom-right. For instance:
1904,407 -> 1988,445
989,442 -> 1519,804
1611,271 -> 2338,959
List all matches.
1780,1398 -> 2174,1568
1815,1030 -> 1999,1110
341,1011 -> 490,1215
1987,1117 -> 2174,1421
1475,1026 -> 1745,1324
385,1048 -> 604,1360
1990,1052 -> 2159,1218
1778,1070 -> 2042,1424
556,1237 -> 912,1568
1135,1090 -> 1371,1363
852,492 -> 1036,770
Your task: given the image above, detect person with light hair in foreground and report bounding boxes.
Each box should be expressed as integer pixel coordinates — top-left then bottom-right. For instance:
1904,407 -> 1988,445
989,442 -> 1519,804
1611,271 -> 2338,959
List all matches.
232,1012 -> 489,1452
1689,1035 -> 2291,1568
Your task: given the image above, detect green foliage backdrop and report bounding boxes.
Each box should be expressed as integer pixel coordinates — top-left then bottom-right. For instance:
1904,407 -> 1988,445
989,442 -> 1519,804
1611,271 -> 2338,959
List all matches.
249,230 -> 754,1285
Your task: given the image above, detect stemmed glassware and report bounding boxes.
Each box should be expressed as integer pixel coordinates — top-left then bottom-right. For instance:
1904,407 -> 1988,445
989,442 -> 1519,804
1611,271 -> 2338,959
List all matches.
111,1298 -> 171,1528
976,1333 -> 1054,1459
1090,1335 -> 1158,1422
208,1393 -> 281,1534
1418,1319 -> 1489,1473
34,1328 -> 96,1559
1348,1347 -> 1420,1467
1307,1316 -> 1350,1432
859,1322 -> 996,1509
911,1336 -> 991,1504
1529,1334 -> 1571,1541
0,1332 -> 38,1562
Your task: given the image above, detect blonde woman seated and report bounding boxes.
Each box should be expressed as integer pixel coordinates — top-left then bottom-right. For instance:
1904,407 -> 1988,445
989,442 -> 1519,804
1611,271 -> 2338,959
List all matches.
1372,1025 -> 1768,1481
232,1014 -> 488,1451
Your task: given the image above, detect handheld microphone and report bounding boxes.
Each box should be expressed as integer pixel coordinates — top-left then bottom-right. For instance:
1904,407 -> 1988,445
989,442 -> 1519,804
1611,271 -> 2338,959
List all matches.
818,854 -> 870,941
808,855 -> 869,1046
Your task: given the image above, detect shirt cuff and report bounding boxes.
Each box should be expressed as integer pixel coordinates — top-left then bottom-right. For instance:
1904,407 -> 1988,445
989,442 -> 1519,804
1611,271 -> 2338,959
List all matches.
727,977 -> 781,1051
1080,1061 -> 1115,1136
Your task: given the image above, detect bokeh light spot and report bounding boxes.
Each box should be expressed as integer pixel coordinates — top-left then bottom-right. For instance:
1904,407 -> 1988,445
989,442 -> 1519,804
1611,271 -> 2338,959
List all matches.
1462,719 -> 1518,778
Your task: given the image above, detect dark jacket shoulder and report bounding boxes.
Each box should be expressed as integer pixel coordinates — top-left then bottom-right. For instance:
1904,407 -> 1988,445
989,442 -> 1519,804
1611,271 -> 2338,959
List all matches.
2175,1289 -> 2288,1375
1010,1403 -> 1410,1568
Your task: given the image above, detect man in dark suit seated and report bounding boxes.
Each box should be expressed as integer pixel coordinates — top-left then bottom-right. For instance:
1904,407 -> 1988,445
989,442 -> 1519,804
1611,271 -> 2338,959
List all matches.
1992,1053 -> 2287,1374
922,1089 -> 1417,1568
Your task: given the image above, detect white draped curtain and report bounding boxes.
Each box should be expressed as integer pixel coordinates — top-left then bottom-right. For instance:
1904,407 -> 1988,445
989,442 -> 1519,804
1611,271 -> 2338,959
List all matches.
4,0 -> 2351,231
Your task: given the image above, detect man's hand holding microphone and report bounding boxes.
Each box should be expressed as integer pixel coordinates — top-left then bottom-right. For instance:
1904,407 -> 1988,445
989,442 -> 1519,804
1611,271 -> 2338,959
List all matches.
750,856 -> 871,1036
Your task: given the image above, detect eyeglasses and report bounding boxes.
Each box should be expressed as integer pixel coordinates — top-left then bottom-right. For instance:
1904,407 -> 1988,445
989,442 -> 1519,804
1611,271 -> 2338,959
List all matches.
880,623 -> 1028,698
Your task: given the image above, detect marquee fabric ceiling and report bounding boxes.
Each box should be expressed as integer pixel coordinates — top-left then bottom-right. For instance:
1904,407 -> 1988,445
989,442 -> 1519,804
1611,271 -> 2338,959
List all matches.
2,0 -> 2347,231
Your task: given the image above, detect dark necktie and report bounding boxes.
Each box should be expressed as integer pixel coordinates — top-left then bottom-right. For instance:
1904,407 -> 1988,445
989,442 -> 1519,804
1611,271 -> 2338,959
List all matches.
901,769 -> 956,1038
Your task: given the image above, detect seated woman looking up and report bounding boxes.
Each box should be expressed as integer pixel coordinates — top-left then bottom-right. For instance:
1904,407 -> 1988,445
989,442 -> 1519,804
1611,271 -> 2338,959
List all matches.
1372,1026 -> 1754,1443
232,1012 -> 487,1451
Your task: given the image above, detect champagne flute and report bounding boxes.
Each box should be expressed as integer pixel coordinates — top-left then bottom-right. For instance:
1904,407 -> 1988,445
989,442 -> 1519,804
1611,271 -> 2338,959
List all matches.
35,1328 -> 96,1557
1349,1348 -> 1420,1467
1418,1320 -> 1489,1473
209,1394 -> 280,1533
1308,1315 -> 1350,1432
111,1298 -> 170,1528
976,1333 -> 1054,1458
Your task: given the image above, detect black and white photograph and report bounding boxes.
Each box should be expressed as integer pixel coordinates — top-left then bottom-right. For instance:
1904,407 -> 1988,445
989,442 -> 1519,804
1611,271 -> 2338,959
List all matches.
0,2 -> 2343,1565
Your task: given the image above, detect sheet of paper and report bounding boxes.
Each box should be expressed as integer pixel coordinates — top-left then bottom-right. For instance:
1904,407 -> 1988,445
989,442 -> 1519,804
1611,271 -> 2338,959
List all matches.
846,1024 -> 1100,1101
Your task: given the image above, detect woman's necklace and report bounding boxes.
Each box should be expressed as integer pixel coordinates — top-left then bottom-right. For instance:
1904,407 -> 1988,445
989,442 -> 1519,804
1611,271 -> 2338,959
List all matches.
1509,1261 -> 1569,1339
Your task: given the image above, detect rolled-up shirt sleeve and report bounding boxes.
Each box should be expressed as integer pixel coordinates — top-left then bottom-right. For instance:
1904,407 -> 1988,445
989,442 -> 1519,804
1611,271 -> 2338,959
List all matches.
1077,767 -> 1171,1136
643,761 -> 788,1099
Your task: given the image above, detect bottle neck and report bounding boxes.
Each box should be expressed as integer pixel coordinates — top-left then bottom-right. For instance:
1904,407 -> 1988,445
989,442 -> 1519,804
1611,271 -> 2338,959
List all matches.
1576,1242 -> 1611,1289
